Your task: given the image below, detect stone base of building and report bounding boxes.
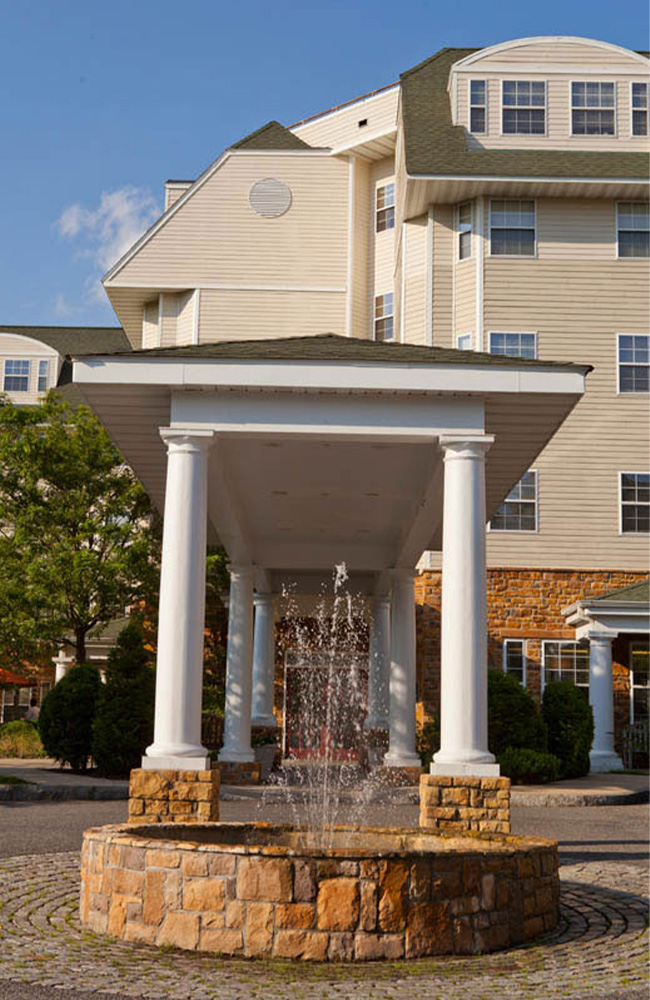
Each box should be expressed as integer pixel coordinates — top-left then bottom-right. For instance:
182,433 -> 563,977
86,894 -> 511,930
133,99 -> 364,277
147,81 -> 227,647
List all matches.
128,769 -> 220,824
371,765 -> 423,786
214,761 -> 262,785
419,775 -> 511,834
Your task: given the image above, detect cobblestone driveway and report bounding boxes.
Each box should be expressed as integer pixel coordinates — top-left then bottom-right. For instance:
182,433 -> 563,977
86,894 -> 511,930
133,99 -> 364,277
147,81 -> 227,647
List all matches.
0,853 -> 647,999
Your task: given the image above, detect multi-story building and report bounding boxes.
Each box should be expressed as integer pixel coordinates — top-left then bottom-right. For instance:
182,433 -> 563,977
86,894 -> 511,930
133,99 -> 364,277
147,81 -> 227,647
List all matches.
4,35 -> 649,768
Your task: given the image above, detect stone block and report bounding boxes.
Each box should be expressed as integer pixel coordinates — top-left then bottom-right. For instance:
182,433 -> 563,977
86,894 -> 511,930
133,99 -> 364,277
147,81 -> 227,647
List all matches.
130,770 -> 170,799
293,860 -> 317,901
481,874 -> 496,910
441,787 -> 469,806
183,878 -> 225,912
406,901 -> 453,957
182,854 -> 209,877
199,928 -> 243,954
431,869 -> 463,898
274,929 -> 329,961
409,859 -> 431,901
378,861 -> 408,932
359,880 -> 377,931
157,911 -> 200,951
275,903 -> 315,929
202,911 -> 226,930
124,921 -> 157,945
112,869 -> 143,897
354,932 -> 404,960
225,900 -> 245,928
107,896 -> 128,937
146,849 -> 181,869
237,857 -> 293,902
452,915 -> 475,954
359,860 -> 379,880
329,932 -> 354,961
317,878 -> 360,932
245,901 -> 274,955
209,854 -> 236,877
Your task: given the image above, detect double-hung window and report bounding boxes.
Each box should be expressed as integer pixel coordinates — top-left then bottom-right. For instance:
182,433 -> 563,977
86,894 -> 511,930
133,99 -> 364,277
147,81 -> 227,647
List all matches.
491,470 -> 538,532
620,472 -> 649,533
376,183 -> 395,233
469,80 -> 487,133
618,335 -> 649,393
37,360 -> 49,393
571,82 -> 615,135
502,80 -> 545,134
543,641 -> 589,693
490,200 -> 535,255
457,201 -> 473,260
503,640 -> 526,685
3,359 -> 30,392
374,293 -> 394,342
630,641 -> 649,724
489,331 -> 537,359
617,202 -> 649,258
632,82 -> 648,136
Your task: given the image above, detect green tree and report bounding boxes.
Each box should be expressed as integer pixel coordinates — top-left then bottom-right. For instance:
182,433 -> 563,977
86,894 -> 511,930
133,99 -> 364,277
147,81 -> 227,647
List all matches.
39,663 -> 101,770
542,681 -> 594,779
92,622 -> 155,777
0,394 -> 159,663
488,670 -> 547,757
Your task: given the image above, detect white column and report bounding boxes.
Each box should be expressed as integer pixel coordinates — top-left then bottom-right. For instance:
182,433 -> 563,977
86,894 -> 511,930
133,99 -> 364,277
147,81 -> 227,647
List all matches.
588,631 -> 623,772
365,596 -> 390,730
143,428 -> 214,770
432,434 -> 499,777
251,593 -> 277,728
52,650 -> 74,684
219,566 -> 255,762
384,571 -> 421,767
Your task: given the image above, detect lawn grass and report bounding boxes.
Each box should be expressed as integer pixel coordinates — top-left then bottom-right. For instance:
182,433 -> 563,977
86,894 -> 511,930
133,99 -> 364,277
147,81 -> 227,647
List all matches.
0,775 -> 33,785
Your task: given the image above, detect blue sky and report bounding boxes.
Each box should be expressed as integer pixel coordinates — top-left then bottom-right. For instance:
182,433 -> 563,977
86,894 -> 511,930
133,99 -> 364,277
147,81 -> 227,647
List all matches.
0,0 -> 647,327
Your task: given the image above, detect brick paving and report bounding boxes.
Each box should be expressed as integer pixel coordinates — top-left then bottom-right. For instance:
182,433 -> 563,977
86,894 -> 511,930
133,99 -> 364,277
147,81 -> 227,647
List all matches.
0,852 -> 647,998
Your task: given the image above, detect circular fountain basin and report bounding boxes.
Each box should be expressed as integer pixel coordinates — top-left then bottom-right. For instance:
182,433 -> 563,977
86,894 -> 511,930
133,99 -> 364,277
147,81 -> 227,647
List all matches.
80,823 -> 559,960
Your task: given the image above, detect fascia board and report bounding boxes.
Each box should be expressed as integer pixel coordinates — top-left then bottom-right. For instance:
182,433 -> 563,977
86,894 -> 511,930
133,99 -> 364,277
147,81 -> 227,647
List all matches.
407,171 -> 649,186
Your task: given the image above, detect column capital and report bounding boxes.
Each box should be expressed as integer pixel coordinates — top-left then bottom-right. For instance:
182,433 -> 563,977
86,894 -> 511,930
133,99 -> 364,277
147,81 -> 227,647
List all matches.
159,427 -> 215,453
228,564 -> 255,582
439,434 -> 495,462
588,630 -> 616,647
254,592 -> 275,608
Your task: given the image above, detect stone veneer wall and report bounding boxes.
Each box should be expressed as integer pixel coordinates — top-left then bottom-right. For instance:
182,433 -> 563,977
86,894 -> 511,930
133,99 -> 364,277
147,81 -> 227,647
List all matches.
420,776 -> 511,834
128,770 -> 219,824
80,823 -> 559,959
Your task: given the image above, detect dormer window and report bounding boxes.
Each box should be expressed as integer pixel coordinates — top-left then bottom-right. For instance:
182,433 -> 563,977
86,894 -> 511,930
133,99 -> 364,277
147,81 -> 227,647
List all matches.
38,360 -> 50,393
502,80 -> 545,135
469,80 -> 487,133
632,82 -> 648,136
571,82 -> 615,135
4,359 -> 30,392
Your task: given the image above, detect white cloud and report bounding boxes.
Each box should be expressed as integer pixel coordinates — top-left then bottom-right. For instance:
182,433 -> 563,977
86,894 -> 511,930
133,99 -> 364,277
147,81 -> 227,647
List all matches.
55,186 -> 161,305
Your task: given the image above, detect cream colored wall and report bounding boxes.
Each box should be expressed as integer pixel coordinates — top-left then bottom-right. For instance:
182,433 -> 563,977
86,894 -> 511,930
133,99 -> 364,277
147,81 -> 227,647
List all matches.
402,215 -> 428,345
176,291 -> 196,346
165,184 -> 191,210
142,300 -> 159,348
351,157 -> 371,339
0,334 -> 61,405
431,205 -> 454,347
292,87 -> 399,150
469,40 -> 644,68
198,287 -> 345,342
160,294 -> 179,347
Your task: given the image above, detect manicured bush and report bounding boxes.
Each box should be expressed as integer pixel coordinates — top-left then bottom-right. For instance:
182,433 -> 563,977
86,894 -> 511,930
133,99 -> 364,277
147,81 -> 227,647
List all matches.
488,670 -> 547,757
0,719 -> 47,758
416,719 -> 440,770
39,663 -> 101,770
497,747 -> 561,785
542,681 -> 594,779
92,623 -> 155,778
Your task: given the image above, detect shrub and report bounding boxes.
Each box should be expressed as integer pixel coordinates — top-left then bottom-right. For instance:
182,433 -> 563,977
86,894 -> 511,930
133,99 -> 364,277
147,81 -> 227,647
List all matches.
542,681 -> 594,779
92,623 -> 155,778
498,747 -> 561,784
0,719 -> 47,758
39,663 -> 101,770
488,670 -> 547,757
416,719 -> 439,770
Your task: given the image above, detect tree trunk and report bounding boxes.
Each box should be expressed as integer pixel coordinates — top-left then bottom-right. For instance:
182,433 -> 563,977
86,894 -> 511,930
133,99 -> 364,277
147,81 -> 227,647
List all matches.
75,628 -> 87,663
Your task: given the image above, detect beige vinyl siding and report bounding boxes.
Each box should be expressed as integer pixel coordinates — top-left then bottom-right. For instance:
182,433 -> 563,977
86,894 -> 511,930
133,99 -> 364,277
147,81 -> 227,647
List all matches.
431,205 -> 454,347
142,300 -> 159,348
176,291 -> 196,346
469,40 -> 646,68
402,215 -> 428,345
159,294 -> 179,347
198,288 -> 346,342
483,245 -> 649,571
454,260 -> 476,337
351,157 -> 371,339
111,153 -> 349,290
292,87 -> 399,150
536,198 -> 618,258
371,159 -> 396,307
0,334 -> 61,405
165,184 -> 191,210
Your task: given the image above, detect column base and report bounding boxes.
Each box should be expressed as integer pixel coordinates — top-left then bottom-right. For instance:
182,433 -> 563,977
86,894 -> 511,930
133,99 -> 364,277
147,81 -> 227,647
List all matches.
251,716 -> 278,729
430,761 -> 500,778
218,747 -> 255,764
589,750 -> 624,773
129,768 -> 219,824
141,754 -> 211,771
383,751 -> 422,768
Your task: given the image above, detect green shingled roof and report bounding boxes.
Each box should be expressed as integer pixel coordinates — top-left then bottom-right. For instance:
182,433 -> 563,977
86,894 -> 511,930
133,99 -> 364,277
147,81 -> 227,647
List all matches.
400,47 -> 649,180
593,579 -> 650,603
231,120 -> 311,151
73,332 -> 591,373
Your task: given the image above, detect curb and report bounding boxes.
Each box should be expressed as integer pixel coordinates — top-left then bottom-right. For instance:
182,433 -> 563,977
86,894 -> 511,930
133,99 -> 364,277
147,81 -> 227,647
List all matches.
510,788 -> 649,807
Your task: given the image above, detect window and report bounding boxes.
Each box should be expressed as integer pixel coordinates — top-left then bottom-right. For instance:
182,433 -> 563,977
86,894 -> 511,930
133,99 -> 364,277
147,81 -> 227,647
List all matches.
620,472 -> 649,533
374,293 -> 394,342
3,359 -> 30,392
503,639 -> 526,685
469,80 -> 487,133
490,200 -> 535,255
456,333 -> 473,351
376,183 -> 395,233
618,335 -> 649,393
502,80 -> 545,134
18,688 -> 31,707
457,201 -> 473,259
617,202 -> 649,258
543,641 -> 589,692
571,82 -> 615,135
38,360 -> 49,393
630,641 -> 649,724
491,470 -> 537,532
632,82 -> 648,136
489,332 -> 537,359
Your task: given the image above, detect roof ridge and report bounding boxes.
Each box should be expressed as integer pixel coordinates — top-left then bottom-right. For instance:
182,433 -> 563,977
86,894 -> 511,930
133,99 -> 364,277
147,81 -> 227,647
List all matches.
400,46 -> 479,79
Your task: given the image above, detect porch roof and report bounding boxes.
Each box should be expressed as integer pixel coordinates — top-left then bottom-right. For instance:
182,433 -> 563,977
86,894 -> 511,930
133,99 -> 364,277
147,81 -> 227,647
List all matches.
563,578 -> 650,638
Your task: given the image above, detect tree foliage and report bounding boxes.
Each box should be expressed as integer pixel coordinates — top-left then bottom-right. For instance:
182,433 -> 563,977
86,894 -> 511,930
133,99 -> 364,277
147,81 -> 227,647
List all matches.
487,670 -> 547,756
39,663 -> 102,770
0,394 -> 160,662
542,681 -> 594,779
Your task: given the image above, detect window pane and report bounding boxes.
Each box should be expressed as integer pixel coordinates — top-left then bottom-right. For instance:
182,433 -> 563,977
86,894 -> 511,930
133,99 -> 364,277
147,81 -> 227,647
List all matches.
620,366 -> 650,393
503,108 -> 545,134
633,110 -> 648,136
470,80 -> 486,103
459,230 -> 472,259
491,229 -> 535,255
632,83 -> 648,109
457,334 -> 473,351
470,107 -> 485,133
572,109 -> 615,135
619,231 -> 650,258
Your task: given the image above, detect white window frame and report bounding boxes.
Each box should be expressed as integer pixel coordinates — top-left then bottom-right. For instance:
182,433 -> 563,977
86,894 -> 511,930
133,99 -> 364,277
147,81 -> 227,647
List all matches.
619,471 -> 650,535
375,183 -> 395,233
456,333 -> 474,351
468,78 -> 487,134
616,201 -> 650,260
3,359 -> 31,393
629,639 -> 649,724
542,640 -> 589,692
37,359 -> 49,394
570,80 -> 617,137
631,81 -> 648,137
374,292 -> 394,342
617,333 -> 649,395
503,639 -> 527,686
488,330 -> 538,359
456,201 -> 473,261
488,199 -> 537,257
488,468 -> 539,533
500,79 -> 547,137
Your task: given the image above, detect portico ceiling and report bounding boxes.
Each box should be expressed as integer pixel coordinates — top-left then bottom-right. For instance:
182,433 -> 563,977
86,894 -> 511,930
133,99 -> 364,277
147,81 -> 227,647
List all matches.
73,335 -> 590,595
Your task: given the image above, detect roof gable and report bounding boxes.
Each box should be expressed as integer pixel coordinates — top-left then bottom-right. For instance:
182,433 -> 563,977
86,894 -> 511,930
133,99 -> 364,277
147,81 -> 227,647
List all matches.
231,120 -> 311,151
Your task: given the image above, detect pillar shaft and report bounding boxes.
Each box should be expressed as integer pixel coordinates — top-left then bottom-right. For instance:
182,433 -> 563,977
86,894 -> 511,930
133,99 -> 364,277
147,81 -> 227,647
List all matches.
251,593 -> 277,728
433,434 -> 499,777
144,429 -> 214,770
219,566 -> 255,763
365,596 -> 390,730
588,632 -> 623,772
384,571 -> 421,767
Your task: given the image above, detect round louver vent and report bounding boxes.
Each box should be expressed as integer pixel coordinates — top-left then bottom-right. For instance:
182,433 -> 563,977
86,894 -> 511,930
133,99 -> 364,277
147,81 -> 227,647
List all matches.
249,178 -> 292,218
